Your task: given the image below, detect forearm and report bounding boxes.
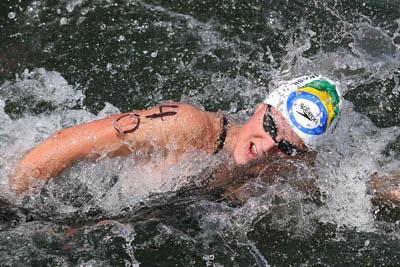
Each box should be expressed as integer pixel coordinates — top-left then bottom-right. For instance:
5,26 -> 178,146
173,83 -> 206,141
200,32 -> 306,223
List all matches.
10,114 -> 131,193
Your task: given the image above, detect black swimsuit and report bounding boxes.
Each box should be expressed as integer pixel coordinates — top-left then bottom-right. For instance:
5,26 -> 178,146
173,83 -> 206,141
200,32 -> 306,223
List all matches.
213,115 -> 228,154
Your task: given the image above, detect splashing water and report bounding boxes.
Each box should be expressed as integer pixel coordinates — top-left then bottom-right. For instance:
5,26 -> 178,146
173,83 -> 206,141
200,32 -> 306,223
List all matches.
2,0 -> 400,265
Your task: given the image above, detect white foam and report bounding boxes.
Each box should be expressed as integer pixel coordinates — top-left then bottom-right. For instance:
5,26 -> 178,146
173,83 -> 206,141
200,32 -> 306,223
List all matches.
188,14 -> 400,236
3,2 -> 400,242
0,69 -> 91,195
0,68 -> 84,110
0,68 -> 227,219
267,17 -> 400,232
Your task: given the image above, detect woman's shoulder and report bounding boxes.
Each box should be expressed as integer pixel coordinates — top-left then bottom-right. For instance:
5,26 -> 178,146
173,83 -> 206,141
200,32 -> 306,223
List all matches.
139,102 -> 222,151
138,102 -> 218,126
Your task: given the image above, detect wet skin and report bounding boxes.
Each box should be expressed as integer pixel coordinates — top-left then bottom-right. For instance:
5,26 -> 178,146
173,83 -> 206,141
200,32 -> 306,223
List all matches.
9,102 -> 400,210
233,103 -> 306,164
9,102 -> 306,194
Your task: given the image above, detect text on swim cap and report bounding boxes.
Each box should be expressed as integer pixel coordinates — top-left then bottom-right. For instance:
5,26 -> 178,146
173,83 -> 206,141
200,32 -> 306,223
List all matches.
298,103 -> 319,124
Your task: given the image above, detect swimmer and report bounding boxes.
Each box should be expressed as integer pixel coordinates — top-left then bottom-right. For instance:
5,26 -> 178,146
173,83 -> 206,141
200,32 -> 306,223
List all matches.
9,75 -> 341,202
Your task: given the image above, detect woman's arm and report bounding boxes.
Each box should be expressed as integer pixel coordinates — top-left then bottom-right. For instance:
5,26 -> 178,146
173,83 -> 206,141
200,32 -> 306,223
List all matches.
10,103 -> 221,194
10,114 -> 129,193
368,172 -> 400,206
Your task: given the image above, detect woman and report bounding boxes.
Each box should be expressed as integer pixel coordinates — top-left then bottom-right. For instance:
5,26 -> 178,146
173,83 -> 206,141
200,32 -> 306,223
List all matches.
10,75 -> 341,198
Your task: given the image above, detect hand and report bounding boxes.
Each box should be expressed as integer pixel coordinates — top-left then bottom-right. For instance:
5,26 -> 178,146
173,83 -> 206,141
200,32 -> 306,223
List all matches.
369,172 -> 400,206
9,171 -> 30,195
9,166 -> 44,195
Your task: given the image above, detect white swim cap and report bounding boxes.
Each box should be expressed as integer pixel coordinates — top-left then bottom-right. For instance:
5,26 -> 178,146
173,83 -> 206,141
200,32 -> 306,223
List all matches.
264,75 -> 342,148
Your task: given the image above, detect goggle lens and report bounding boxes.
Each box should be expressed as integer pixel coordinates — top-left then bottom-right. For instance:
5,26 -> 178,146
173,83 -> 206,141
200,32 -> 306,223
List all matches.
263,105 -> 298,156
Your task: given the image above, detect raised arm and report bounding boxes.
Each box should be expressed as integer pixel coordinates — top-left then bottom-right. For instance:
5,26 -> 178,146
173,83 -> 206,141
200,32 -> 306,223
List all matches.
10,103 -> 221,194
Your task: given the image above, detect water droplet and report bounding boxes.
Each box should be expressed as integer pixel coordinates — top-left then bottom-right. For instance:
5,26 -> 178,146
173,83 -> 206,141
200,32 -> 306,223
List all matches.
308,29 -> 316,37
66,3 -> 75,13
60,17 -> 68,25
8,12 -> 16,19
118,35 -> 125,42
150,51 -> 158,58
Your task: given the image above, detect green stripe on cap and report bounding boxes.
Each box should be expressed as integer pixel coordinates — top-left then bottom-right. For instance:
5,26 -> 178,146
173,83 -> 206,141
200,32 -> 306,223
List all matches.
304,80 -> 340,115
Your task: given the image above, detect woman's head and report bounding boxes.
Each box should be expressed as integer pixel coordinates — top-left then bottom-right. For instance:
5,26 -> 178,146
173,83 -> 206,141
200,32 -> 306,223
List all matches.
233,76 -> 341,164
233,103 -> 306,164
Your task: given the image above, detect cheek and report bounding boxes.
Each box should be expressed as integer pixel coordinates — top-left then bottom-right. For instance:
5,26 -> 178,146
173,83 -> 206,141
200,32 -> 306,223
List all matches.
237,125 -> 252,141
233,146 -> 249,164
235,133 -> 249,152
233,131 -> 252,163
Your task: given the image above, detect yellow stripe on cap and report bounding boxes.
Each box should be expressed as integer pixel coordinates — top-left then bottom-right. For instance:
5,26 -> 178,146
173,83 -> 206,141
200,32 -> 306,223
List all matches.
297,86 -> 336,127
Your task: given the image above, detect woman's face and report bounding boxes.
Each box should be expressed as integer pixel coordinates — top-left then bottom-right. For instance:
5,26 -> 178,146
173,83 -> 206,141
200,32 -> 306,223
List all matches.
233,103 -> 306,164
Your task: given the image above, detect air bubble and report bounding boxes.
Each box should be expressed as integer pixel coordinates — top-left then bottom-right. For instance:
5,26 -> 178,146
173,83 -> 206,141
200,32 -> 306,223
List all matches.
66,3 -> 74,13
60,17 -> 68,25
8,12 -> 16,19
118,35 -> 125,42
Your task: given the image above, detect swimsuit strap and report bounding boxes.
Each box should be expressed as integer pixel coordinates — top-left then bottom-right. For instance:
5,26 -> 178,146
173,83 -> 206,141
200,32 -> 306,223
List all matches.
213,115 -> 228,154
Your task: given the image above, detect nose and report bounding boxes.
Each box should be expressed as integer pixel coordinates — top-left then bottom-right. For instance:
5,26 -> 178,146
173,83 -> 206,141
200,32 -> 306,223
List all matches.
261,134 -> 277,154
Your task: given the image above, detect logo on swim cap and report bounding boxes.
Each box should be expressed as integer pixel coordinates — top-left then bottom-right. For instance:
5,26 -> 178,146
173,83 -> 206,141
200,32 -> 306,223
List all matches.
287,91 -> 329,135
287,79 -> 340,136
264,76 -> 342,148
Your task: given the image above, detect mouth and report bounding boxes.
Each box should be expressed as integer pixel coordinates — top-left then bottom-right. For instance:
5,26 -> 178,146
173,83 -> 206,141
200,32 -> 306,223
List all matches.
248,142 -> 258,159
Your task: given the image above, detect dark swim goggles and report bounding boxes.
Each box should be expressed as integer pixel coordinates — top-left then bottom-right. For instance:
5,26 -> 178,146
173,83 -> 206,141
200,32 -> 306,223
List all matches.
263,104 -> 299,156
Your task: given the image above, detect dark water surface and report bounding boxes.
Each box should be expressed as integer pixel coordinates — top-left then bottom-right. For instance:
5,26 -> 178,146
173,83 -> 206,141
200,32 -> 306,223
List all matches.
2,0 -> 400,266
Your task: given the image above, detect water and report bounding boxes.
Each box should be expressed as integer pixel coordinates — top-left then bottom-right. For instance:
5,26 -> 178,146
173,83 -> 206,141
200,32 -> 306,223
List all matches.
1,0 -> 400,266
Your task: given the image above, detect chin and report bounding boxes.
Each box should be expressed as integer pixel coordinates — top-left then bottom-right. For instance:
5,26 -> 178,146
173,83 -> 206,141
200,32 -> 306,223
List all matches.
233,150 -> 249,165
